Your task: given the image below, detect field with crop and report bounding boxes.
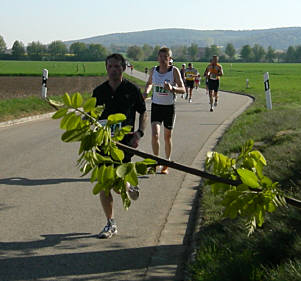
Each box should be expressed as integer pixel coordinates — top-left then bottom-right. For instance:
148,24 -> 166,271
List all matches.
0,60 -> 106,76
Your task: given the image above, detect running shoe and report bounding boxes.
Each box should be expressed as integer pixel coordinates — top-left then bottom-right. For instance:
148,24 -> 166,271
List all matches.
98,219 -> 117,239
185,94 -> 188,100
189,98 -> 192,103
161,166 -> 169,174
127,184 -> 140,201
181,94 -> 184,98
214,100 -> 218,107
210,108 -> 214,112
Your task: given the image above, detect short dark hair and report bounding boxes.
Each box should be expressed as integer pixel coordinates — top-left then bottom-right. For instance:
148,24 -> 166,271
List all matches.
105,53 -> 126,71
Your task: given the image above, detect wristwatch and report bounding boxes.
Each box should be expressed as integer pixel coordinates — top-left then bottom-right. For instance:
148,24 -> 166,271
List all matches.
137,129 -> 144,137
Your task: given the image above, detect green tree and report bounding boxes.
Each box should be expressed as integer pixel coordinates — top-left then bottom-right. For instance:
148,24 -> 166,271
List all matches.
12,40 -> 25,59
27,41 -> 46,60
188,43 -> 199,61
225,43 -> 236,61
148,45 -> 160,61
0,35 -> 7,54
286,46 -> 296,62
70,42 -> 87,59
295,45 -> 301,62
266,46 -> 276,62
142,44 -> 153,60
126,45 -> 144,61
48,40 -> 68,60
252,44 -> 266,62
240,45 -> 253,62
85,44 -> 107,61
204,45 -> 220,61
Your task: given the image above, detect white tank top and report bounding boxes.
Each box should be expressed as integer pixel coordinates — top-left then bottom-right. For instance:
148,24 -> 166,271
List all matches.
152,66 -> 175,105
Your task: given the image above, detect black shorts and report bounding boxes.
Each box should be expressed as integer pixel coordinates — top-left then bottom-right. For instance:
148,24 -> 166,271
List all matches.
185,80 -> 194,89
208,79 -> 220,92
151,103 -> 175,130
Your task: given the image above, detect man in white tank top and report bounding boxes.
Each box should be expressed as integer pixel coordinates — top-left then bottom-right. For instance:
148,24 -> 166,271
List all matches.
143,47 -> 185,174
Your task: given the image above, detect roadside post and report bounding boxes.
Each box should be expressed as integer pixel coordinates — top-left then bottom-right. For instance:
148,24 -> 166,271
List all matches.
41,69 -> 48,99
264,72 -> 272,110
246,78 -> 249,88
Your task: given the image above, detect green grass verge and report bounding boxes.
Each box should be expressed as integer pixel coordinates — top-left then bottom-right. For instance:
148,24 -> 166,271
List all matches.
132,61 -> 301,280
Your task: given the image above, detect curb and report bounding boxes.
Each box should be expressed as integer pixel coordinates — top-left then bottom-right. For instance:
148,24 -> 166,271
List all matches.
0,111 -> 55,128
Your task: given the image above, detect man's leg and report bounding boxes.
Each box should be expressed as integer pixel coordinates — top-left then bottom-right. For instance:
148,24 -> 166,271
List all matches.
209,90 -> 214,111
160,127 -> 172,174
164,127 -> 172,160
214,90 -> 219,106
98,191 -> 117,239
151,122 -> 161,156
100,191 -> 113,219
189,87 -> 193,102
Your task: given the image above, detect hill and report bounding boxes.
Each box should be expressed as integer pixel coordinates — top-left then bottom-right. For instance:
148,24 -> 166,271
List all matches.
64,27 -> 301,50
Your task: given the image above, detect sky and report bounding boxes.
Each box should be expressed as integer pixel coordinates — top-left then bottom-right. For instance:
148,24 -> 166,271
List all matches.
1,0 -> 301,48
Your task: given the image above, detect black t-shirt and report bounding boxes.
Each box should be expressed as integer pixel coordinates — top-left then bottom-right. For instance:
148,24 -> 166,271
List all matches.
92,79 -> 146,131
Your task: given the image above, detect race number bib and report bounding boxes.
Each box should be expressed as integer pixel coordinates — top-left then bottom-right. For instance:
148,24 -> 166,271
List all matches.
210,73 -> 217,80
98,119 -> 122,136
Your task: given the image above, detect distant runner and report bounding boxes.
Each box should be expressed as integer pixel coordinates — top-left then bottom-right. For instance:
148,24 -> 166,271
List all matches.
204,55 -> 223,112
195,73 -> 201,89
143,47 -> 185,174
180,63 -> 186,98
184,63 -> 198,102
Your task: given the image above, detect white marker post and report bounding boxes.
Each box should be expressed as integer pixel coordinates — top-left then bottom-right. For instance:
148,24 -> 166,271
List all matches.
264,72 -> 272,110
41,69 -> 48,99
246,78 -> 249,88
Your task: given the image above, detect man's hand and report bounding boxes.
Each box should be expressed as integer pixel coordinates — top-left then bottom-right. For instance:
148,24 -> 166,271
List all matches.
164,81 -> 173,92
129,131 -> 143,148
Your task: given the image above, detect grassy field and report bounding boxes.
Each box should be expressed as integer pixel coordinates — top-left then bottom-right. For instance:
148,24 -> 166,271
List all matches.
1,60 -> 301,279
0,60 -> 107,76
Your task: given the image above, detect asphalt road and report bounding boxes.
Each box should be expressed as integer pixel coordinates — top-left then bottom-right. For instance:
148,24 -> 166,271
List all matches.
0,69 -> 252,281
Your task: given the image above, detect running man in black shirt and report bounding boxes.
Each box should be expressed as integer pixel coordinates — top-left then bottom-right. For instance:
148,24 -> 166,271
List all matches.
92,53 -> 147,239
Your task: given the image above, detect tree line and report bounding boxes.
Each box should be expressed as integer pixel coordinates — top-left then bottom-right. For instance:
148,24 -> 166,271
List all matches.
127,43 -> 301,63
1,35 -> 301,63
0,36 -> 107,61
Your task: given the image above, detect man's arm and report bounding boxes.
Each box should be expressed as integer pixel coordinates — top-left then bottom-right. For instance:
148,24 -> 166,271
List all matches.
142,67 -> 154,99
218,65 -> 224,77
164,67 -> 186,94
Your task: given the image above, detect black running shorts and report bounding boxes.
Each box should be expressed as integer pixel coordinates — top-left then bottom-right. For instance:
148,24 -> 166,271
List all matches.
208,79 -> 220,92
151,103 -> 175,130
185,80 -> 194,89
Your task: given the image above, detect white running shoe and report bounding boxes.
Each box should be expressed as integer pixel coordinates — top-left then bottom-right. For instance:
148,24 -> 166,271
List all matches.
98,219 -> 117,239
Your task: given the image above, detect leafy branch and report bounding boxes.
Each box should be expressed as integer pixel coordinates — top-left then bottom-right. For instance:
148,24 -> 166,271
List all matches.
47,92 -> 301,235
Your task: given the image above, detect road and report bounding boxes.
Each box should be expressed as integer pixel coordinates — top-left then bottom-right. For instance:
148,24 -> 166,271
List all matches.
0,69 -> 252,281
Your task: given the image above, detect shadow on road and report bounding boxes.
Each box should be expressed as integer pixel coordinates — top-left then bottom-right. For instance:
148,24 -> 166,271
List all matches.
0,240 -> 183,280
0,177 -> 90,186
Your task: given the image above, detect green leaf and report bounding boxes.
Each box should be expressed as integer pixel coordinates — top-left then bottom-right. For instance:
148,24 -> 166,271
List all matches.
93,182 -> 103,195
249,151 -> 267,166
237,168 -> 260,189
63,93 -> 72,107
135,162 -> 148,175
60,112 -> 74,129
71,92 -> 83,108
96,129 -> 104,145
110,146 -> 124,162
116,163 -> 132,178
83,97 -> 96,112
61,128 -> 85,142
107,113 -> 126,125
97,165 -> 106,183
47,98 -> 64,108
66,114 -> 81,131
52,108 -> 68,119
125,164 -> 138,186
91,166 -> 99,182
141,158 -> 157,165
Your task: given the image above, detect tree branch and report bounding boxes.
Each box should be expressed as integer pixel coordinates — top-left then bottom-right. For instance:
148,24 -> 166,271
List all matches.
116,142 -> 301,209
